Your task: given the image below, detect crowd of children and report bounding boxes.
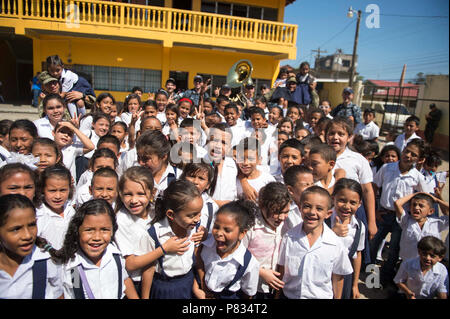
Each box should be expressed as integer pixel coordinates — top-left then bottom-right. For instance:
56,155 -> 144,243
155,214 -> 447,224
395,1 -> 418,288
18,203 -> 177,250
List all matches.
0,57 -> 448,300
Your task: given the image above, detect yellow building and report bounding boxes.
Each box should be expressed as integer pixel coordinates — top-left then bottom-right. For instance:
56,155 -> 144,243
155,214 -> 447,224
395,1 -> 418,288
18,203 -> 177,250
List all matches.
0,0 -> 297,103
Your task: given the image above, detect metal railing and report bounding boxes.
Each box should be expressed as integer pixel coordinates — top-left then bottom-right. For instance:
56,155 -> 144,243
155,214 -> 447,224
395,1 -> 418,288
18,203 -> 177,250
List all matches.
0,0 -> 297,46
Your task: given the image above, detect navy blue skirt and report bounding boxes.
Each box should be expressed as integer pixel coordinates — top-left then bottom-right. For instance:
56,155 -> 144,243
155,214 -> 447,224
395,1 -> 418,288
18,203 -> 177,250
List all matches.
150,269 -> 194,299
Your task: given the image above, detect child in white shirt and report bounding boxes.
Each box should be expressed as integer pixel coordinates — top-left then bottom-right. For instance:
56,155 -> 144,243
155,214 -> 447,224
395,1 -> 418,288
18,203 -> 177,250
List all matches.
394,236 -> 448,299
353,109 -> 379,141
196,199 -> 260,299
395,115 -> 422,152
236,137 -> 275,199
276,186 -> 353,299
394,192 -> 449,261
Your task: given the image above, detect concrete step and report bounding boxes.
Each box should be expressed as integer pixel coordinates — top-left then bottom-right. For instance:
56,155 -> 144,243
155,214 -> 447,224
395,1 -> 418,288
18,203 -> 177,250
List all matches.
0,104 -> 40,121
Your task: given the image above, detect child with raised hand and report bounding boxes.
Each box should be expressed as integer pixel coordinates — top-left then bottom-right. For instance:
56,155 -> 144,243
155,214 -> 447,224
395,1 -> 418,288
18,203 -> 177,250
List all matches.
49,199 -> 138,299
141,180 -> 204,299
162,103 -> 180,138
33,93 -> 67,140
0,194 -> 63,299
31,138 -> 63,174
195,199 -> 260,299
328,178 -> 366,299
394,192 -> 448,262
243,182 -> 291,299
394,115 -> 421,152
115,167 -> 190,297
53,121 -> 95,182
36,164 -> 76,250
276,186 -> 353,299
372,138 -> 427,287
394,236 -> 448,299
283,165 -> 315,231
236,137 -> 275,200
120,93 -> 142,126
181,162 -> 218,235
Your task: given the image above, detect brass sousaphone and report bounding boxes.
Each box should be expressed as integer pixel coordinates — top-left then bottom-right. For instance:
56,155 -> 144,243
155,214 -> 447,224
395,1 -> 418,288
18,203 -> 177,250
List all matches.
226,59 -> 254,105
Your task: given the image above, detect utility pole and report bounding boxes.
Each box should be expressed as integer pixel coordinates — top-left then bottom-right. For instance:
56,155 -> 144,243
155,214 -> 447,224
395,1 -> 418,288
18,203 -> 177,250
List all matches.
312,47 -> 327,75
349,9 -> 362,87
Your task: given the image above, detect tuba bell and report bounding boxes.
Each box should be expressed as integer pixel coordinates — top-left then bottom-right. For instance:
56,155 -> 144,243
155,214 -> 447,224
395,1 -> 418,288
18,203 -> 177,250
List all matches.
226,60 -> 254,105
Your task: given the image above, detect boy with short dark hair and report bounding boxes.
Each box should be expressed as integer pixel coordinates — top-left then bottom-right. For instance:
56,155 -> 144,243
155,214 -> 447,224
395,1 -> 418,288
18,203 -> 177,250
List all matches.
276,186 -> 353,299
89,167 -> 119,208
179,118 -> 207,158
224,103 -> 246,147
275,138 -> 304,183
394,236 -> 448,299
395,115 -> 421,151
309,144 -> 345,193
394,192 -> 449,262
354,109 -> 379,142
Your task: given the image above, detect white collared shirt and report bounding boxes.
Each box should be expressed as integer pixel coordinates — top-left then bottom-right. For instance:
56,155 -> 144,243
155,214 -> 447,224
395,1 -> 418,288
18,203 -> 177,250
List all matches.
278,222 -> 353,299
37,203 -> 76,250
397,210 -> 449,261
335,147 -> 373,185
145,217 -> 196,277
75,183 -> 92,208
282,202 -> 303,234
229,123 -> 247,147
353,121 -> 379,140
62,244 -> 129,299
81,129 -> 99,159
33,116 -> 55,140
118,148 -> 138,176
60,68 -> 78,92
201,235 -> 259,296
420,169 -> 447,194
330,210 -> 366,259
115,208 -> 154,281
0,246 -> 63,299
374,162 -> 425,210
394,257 -> 448,299
154,164 -> 181,198
61,143 -> 84,182
243,212 -> 284,293
236,170 -> 275,199
120,112 -> 133,126
200,192 -> 219,233
395,132 -> 421,152
211,156 -> 238,201
0,145 -> 10,162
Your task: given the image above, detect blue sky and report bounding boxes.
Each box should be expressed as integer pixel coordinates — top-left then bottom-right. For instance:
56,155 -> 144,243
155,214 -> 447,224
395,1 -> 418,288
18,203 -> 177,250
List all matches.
281,0 -> 449,82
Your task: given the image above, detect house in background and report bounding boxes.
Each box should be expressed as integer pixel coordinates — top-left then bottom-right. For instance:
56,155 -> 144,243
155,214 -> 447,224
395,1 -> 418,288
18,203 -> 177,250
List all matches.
0,0 -> 298,103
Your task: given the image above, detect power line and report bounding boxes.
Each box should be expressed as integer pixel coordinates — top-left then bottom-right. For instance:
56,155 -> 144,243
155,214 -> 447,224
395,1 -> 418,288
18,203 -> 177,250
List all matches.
378,13 -> 449,19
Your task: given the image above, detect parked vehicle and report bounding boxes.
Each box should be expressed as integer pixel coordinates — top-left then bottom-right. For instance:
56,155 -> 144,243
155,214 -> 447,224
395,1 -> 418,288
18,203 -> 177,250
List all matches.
360,100 -> 410,132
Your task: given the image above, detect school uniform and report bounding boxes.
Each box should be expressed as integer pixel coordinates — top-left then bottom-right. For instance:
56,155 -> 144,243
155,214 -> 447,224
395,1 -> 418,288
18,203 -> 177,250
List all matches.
229,123 -> 247,147
314,171 -> 336,190
236,170 -> 275,199
394,132 -> 421,152
61,143 -> 85,181
154,164 -> 181,198
201,234 -> 259,298
200,192 -> 219,234
77,169 -> 93,190
62,244 -> 129,299
60,68 -> 79,93
120,112 -> 133,126
36,203 -> 76,250
115,208 -> 154,283
79,115 -> 93,132
0,246 -> 63,299
118,148 -> 138,176
75,183 -> 93,208
278,222 -> 353,299
354,121 -> 380,141
145,217 -> 197,299
242,212 -> 284,296
335,147 -> 373,185
374,162 -> 426,211
157,112 -> 167,125
209,156 -> 238,202
0,145 -> 10,162
81,129 -> 100,159
268,139 -> 281,175
33,116 -> 55,140
282,202 -> 302,234
397,209 -> 449,261
420,169 -> 447,194
394,257 -> 448,299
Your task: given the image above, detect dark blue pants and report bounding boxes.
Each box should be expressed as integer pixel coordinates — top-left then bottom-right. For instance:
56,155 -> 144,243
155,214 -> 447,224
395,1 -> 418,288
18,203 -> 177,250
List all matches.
356,204 -> 371,265
370,211 -> 402,285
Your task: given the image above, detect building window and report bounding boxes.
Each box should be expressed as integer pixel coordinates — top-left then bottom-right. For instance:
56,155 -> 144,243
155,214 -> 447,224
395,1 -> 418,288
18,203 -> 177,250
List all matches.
73,64 -> 161,92
342,60 -> 351,67
200,1 -> 278,22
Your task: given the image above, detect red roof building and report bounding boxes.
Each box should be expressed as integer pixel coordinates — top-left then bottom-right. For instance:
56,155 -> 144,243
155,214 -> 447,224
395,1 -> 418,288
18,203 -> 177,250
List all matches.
366,80 -> 419,98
